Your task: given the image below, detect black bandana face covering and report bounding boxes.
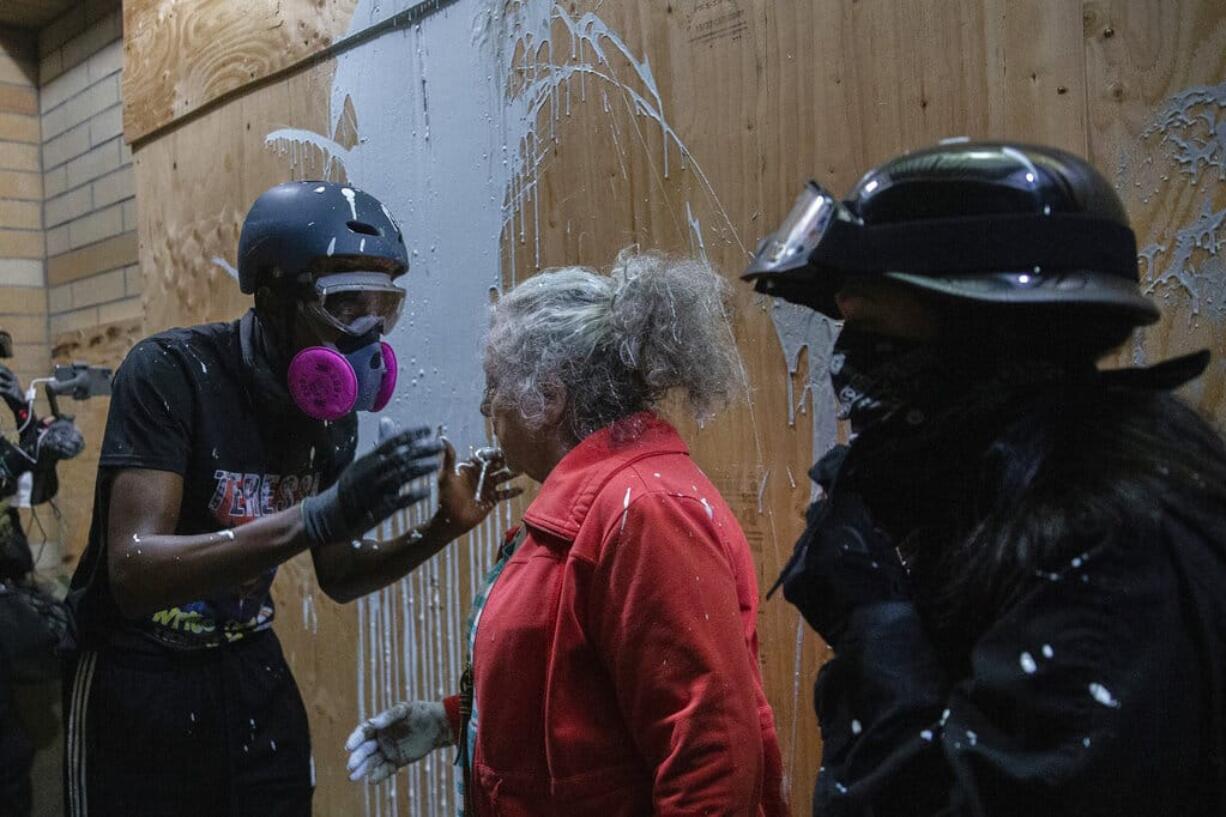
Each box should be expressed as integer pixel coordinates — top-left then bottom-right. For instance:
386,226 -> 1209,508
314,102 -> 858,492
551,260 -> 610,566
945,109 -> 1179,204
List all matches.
829,328 -> 946,433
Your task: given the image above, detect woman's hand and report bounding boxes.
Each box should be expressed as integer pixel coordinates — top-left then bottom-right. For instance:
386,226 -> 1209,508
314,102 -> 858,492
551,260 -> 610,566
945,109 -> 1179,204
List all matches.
345,700 -> 454,784
433,438 -> 522,538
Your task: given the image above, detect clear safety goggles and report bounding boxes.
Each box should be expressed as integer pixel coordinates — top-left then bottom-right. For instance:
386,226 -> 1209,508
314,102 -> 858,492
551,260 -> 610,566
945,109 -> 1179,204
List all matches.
744,181 -> 858,278
302,272 -> 406,337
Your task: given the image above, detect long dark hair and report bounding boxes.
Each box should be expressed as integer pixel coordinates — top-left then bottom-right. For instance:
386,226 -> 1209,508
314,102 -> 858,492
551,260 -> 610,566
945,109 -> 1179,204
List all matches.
915,382 -> 1226,650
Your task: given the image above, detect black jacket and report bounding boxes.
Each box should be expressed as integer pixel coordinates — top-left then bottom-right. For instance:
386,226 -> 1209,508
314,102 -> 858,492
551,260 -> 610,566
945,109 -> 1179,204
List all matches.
803,385 -> 1226,817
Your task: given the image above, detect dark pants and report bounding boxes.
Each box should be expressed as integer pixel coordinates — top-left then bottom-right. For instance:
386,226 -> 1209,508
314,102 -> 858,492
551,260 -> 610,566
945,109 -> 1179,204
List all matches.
0,657 -> 33,817
63,631 -> 313,817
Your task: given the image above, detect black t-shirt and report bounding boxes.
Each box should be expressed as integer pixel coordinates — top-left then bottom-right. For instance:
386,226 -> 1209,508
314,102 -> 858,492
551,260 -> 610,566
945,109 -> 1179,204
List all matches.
69,317 -> 356,650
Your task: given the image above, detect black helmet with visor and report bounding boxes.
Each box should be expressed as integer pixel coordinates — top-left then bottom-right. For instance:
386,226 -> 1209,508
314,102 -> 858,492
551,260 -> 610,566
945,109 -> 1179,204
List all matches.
743,141 -> 1159,327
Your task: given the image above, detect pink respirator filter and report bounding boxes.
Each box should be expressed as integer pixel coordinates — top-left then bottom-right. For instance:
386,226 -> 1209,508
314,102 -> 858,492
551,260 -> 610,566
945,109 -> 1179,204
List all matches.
287,347 -> 359,421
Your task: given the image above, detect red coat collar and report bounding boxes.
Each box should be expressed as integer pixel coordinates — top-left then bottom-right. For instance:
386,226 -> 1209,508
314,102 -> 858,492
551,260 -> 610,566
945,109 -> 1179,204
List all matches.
521,412 -> 689,540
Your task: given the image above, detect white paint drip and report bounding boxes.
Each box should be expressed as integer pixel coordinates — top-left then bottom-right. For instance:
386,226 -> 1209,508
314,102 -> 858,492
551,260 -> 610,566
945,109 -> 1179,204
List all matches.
756,470 -> 769,514
211,256 -> 239,281
1019,651 -> 1037,675
699,496 -> 714,521
264,129 -> 351,178
686,200 -> 708,264
341,187 -> 359,220
1042,644 -> 1054,659
327,237 -> 337,257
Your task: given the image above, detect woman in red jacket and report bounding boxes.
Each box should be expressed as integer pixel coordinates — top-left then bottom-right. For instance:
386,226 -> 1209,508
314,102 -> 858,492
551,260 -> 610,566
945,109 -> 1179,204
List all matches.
346,250 -> 788,816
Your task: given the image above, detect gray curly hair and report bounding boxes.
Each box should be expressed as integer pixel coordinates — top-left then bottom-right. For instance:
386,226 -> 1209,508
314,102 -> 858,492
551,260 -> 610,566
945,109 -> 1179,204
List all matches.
483,249 -> 743,440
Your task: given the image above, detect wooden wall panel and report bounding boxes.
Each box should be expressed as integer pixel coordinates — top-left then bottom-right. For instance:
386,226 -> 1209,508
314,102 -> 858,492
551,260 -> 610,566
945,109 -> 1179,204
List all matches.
121,0 -> 357,143
1084,1 -> 1226,416
122,2 -> 1226,816
50,320 -> 143,563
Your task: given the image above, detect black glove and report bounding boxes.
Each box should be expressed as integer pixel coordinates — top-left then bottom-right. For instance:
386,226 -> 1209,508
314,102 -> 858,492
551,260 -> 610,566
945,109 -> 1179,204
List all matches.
300,426 -> 443,546
0,364 -> 26,421
37,418 -> 84,461
777,475 -> 911,651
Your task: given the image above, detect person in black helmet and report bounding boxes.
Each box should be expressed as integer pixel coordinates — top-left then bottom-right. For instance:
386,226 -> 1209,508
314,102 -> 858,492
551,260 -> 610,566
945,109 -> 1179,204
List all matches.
744,142 -> 1226,817
63,181 -> 519,817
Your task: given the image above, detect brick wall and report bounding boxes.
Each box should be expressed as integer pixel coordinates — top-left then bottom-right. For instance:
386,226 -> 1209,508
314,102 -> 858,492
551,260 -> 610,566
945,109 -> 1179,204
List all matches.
39,0 -> 139,339
0,27 -> 47,391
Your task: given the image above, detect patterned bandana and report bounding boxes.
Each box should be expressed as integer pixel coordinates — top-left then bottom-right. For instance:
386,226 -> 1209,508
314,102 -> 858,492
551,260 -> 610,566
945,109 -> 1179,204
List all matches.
828,328 -> 950,434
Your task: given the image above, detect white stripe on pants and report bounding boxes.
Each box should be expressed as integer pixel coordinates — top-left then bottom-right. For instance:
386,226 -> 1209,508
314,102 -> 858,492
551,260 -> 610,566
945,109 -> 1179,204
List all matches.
66,651 -> 97,817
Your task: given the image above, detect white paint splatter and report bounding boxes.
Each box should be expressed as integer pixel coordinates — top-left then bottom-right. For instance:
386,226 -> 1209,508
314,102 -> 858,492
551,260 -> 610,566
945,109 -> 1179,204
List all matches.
1042,644 -> 1054,659
920,729 -> 933,742
850,719 -> 861,735
326,237 -> 336,256
211,256 -> 239,281
1019,652 -> 1037,674
619,485 -> 633,534
700,496 -> 714,520
341,187 -> 359,220
1143,194 -> 1226,318
1142,81 -> 1226,182
1089,682 -> 1121,708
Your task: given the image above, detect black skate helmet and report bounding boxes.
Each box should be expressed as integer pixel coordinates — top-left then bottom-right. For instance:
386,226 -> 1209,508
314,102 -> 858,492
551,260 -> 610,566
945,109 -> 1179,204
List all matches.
238,181 -> 410,338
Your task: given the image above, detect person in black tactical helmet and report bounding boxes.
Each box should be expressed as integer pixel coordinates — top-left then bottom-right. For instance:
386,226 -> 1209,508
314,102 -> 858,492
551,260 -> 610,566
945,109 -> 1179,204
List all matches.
63,181 -> 520,817
745,142 -> 1226,817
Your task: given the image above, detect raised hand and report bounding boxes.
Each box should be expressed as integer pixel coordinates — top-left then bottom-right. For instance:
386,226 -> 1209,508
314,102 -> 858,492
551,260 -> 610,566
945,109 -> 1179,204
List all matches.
434,438 -> 522,537
301,426 -> 443,546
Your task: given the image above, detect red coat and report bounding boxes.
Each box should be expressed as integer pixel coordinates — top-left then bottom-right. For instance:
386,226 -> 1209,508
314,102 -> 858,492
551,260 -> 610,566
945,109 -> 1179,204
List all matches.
451,413 -> 788,817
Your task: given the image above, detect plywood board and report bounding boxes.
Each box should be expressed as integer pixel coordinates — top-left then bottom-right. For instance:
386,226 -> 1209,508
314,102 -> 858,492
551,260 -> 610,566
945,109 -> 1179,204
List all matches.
1084,0 -> 1226,416
49,318 -> 144,563
121,0 -> 358,143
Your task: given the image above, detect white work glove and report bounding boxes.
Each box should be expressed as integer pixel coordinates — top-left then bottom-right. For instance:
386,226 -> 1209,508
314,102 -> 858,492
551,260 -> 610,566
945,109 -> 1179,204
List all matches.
345,700 -> 455,784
